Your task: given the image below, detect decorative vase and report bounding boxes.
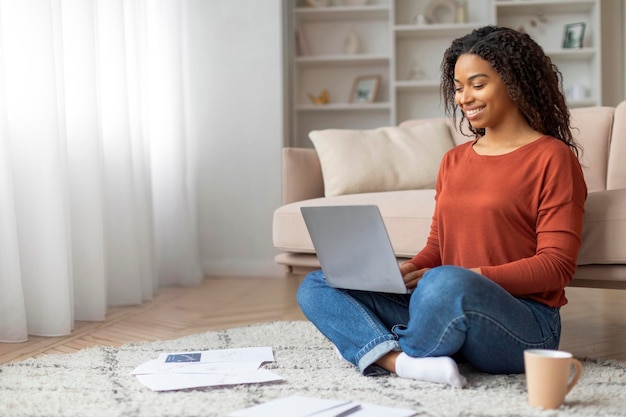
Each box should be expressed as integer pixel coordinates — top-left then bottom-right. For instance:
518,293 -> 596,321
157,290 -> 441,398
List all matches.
343,29 -> 360,55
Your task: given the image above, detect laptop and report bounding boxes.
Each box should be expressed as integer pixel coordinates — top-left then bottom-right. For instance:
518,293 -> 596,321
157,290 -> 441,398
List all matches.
300,205 -> 410,294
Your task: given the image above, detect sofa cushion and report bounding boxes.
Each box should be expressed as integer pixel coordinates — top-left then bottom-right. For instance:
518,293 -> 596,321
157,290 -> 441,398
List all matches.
569,106 -> 614,193
399,117 -> 473,146
274,189 -> 626,267
309,121 -> 454,197
578,189 -> 626,264
272,190 -> 436,258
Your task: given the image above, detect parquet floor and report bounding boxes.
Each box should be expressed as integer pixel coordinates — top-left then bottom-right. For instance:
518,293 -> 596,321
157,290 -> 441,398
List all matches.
1,275 -> 625,364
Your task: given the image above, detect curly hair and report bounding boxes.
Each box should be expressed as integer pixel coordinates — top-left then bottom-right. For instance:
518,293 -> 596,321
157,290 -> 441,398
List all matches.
440,26 -> 581,157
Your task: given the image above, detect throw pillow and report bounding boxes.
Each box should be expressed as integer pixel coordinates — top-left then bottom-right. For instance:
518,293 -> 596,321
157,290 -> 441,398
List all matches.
309,121 -> 455,197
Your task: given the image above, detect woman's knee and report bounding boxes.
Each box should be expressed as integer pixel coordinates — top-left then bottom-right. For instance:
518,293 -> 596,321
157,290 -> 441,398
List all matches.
412,266 -> 496,316
296,269 -> 327,310
418,266 -> 479,296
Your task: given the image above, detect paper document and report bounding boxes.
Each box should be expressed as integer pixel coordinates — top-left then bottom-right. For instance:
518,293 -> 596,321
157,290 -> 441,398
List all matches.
228,395 -> 417,417
131,347 -> 283,391
156,346 -> 275,364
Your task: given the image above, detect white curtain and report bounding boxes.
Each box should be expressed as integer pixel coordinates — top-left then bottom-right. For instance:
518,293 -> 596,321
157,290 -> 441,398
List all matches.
0,0 -> 203,342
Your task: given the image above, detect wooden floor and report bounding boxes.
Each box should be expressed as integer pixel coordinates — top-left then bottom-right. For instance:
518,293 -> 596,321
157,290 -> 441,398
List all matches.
1,275 -> 625,364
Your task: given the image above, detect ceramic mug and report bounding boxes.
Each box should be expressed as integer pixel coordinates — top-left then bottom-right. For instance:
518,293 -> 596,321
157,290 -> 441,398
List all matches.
524,349 -> 583,409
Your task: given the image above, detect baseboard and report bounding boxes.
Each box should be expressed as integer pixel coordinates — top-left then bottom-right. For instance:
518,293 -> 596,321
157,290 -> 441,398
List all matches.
201,260 -> 287,277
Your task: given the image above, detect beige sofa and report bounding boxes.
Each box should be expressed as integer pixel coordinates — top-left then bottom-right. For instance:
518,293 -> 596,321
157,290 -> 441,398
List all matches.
273,102 -> 626,289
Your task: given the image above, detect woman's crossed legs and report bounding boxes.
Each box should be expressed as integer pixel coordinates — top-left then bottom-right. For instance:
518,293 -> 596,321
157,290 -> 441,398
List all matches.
297,266 -> 561,387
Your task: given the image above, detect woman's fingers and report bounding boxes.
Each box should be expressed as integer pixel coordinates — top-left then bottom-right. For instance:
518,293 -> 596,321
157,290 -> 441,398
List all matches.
403,268 -> 429,289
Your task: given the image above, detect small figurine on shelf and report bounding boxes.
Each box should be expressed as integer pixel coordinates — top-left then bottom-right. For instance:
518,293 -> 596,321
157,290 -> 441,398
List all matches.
413,14 -> 429,25
516,14 -> 548,35
343,29 -> 361,54
406,59 -> 427,81
307,89 -> 330,105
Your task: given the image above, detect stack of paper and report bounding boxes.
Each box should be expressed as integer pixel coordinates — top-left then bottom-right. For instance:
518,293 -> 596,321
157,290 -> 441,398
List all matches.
131,347 -> 283,391
228,395 -> 418,417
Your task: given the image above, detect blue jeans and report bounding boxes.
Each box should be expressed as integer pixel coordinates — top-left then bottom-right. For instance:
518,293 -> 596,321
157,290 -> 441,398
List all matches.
297,265 -> 561,376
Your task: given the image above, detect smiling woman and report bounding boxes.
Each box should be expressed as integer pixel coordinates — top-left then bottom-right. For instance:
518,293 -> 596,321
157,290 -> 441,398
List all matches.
297,25 -> 587,389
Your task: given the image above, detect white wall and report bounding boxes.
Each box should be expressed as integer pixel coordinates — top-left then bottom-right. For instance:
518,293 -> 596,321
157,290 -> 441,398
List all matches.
185,0 -> 285,276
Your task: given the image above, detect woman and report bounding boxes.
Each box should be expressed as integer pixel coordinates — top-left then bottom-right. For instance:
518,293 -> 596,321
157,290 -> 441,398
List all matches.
297,26 -> 587,388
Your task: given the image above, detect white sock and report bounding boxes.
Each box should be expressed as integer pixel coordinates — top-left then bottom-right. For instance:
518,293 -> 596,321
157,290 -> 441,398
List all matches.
395,352 -> 467,388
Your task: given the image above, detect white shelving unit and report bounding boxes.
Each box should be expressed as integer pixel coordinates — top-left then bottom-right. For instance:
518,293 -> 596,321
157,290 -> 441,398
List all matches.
290,0 -> 392,148
393,0 -> 492,122
494,0 -> 601,108
288,0 -> 602,148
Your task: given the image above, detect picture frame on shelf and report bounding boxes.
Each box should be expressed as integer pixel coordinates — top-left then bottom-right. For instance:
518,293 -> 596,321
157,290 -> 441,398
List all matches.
349,75 -> 381,103
562,22 -> 585,49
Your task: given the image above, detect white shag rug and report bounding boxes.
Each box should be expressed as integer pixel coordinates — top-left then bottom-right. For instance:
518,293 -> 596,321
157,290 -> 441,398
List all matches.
1,321 -> 625,417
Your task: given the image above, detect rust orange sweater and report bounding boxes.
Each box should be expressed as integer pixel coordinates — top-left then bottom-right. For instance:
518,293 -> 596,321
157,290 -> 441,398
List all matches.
408,136 -> 587,307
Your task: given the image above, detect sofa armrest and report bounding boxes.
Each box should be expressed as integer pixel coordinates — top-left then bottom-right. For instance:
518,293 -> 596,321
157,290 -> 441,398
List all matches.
282,147 -> 324,204
608,101 -> 626,190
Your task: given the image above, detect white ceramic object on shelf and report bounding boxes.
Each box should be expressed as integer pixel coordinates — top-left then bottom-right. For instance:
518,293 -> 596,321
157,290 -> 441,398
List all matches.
305,0 -> 331,8
342,0 -> 368,6
343,29 -> 361,54
425,0 -> 457,24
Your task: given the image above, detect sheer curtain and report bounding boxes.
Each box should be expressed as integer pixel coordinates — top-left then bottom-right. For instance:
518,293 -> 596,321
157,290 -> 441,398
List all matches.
0,0 -> 203,342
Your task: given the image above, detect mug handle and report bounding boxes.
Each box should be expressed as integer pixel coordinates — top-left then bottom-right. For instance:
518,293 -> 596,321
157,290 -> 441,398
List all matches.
565,359 -> 583,395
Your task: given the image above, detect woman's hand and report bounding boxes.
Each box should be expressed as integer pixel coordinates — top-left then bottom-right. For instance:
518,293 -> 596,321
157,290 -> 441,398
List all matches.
400,263 -> 430,290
